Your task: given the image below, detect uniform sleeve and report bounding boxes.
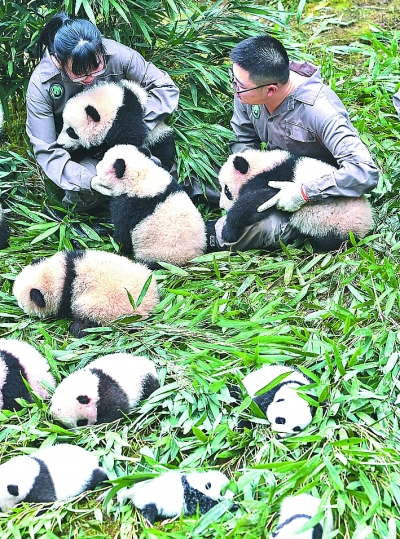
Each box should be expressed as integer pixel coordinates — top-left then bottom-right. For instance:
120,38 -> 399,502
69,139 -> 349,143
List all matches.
303,112 -> 379,201
26,82 -> 93,191
123,48 -> 179,130
229,97 -> 262,154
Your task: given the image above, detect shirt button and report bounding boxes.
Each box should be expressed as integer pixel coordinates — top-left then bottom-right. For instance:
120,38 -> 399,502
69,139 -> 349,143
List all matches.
268,117 -> 273,122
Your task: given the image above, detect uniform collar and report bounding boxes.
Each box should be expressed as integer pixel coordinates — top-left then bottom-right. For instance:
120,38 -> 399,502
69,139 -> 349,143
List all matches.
287,60 -> 322,106
38,38 -> 116,83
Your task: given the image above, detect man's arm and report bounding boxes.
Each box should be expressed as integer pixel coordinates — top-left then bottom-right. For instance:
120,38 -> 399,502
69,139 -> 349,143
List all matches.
229,97 -> 262,154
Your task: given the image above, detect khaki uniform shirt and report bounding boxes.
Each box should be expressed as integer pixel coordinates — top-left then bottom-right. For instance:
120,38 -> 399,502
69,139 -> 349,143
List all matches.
230,61 -> 379,202
26,38 -> 179,191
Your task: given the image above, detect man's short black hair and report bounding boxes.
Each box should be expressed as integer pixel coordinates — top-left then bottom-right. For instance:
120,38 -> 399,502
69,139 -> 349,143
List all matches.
230,35 -> 290,85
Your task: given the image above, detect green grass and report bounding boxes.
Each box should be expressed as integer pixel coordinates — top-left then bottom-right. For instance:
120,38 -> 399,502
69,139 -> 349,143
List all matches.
1,1 -> 400,538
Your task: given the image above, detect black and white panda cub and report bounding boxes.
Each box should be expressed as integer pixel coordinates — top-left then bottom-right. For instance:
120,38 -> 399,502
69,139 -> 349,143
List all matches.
219,149 -> 374,251
118,470 -> 234,524
12,250 -> 159,338
272,494 -> 333,539
93,145 -> 206,267
0,443 -> 108,512
238,365 -> 316,438
50,353 -> 160,428
0,338 -> 55,412
57,80 -> 175,169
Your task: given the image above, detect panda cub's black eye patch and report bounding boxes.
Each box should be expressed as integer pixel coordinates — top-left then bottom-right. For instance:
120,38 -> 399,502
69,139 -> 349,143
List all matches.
275,417 -> 286,425
77,395 -> 90,404
77,419 -> 89,426
224,185 -> 233,200
66,127 -> 79,140
7,485 -> 19,496
205,482 -> 211,490
114,158 -> 126,179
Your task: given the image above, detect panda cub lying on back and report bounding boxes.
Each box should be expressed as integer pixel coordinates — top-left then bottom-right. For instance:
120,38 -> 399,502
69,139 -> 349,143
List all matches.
219,149 -> 374,251
93,145 -> 206,267
57,80 -> 175,169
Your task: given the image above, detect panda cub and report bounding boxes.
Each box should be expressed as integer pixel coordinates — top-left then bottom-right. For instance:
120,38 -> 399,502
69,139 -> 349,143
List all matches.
272,494 -> 333,539
0,338 -> 55,412
239,365 -> 315,438
57,80 -> 175,169
219,149 -> 374,251
118,470 -> 234,524
0,443 -> 107,512
12,250 -> 159,337
93,145 -> 206,267
50,353 -> 160,428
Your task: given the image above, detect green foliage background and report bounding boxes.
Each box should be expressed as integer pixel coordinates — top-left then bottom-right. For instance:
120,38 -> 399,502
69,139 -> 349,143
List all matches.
1,1 -> 400,538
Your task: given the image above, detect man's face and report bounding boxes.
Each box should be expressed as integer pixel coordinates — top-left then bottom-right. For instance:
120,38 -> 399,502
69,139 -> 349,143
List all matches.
230,63 -> 271,105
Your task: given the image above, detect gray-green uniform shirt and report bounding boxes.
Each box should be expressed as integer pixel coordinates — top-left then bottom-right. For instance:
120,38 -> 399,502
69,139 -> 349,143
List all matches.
217,61 -> 379,251
26,38 -> 179,192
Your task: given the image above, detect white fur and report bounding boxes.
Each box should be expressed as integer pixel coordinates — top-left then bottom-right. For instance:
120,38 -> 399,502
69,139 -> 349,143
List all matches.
0,339 -> 55,402
242,366 -> 313,438
50,354 -> 159,427
146,122 -> 174,145
118,470 -> 232,516
219,149 -> 374,239
0,444 -> 105,511
272,494 -> 333,538
13,250 -> 159,323
95,145 -> 207,266
57,83 -> 124,149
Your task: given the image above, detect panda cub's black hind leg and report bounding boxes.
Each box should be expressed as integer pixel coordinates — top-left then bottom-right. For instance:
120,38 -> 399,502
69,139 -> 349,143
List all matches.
307,233 -> 346,252
70,319 -> 100,338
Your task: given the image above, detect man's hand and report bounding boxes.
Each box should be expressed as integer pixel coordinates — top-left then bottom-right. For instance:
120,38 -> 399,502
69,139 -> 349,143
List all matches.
91,176 -> 113,197
257,181 -> 309,213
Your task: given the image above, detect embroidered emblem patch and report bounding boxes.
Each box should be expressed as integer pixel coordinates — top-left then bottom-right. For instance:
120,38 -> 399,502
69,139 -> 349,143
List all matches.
251,105 -> 261,119
49,83 -> 64,100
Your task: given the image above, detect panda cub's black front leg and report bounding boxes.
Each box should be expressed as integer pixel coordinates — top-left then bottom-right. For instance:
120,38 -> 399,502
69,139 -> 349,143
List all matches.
70,319 -> 99,338
140,503 -> 160,524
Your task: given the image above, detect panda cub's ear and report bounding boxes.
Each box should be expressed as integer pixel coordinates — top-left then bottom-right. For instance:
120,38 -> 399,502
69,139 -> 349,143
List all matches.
85,105 -> 101,123
233,156 -> 250,174
77,395 -> 90,404
30,288 -> 46,307
113,158 -> 126,179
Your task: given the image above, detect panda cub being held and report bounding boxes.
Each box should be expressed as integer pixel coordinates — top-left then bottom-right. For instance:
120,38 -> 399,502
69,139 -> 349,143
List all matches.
93,145 -> 206,267
238,365 -> 316,438
0,443 -> 107,512
56,80 -> 175,169
12,250 -> 159,337
219,149 -> 374,251
50,353 -> 160,428
118,470 -> 235,524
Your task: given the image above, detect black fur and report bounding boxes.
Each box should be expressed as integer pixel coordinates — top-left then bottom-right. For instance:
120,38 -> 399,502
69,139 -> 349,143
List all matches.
0,214 -> 9,249
140,373 -> 160,400
141,503 -> 159,524
104,87 -> 148,151
0,351 -> 32,410
90,367 -> 130,423
24,458 -> 57,503
149,133 -> 176,171
85,468 -> 108,490
222,155 -> 299,243
110,179 -> 183,255
57,250 -> 86,319
182,475 -> 218,515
